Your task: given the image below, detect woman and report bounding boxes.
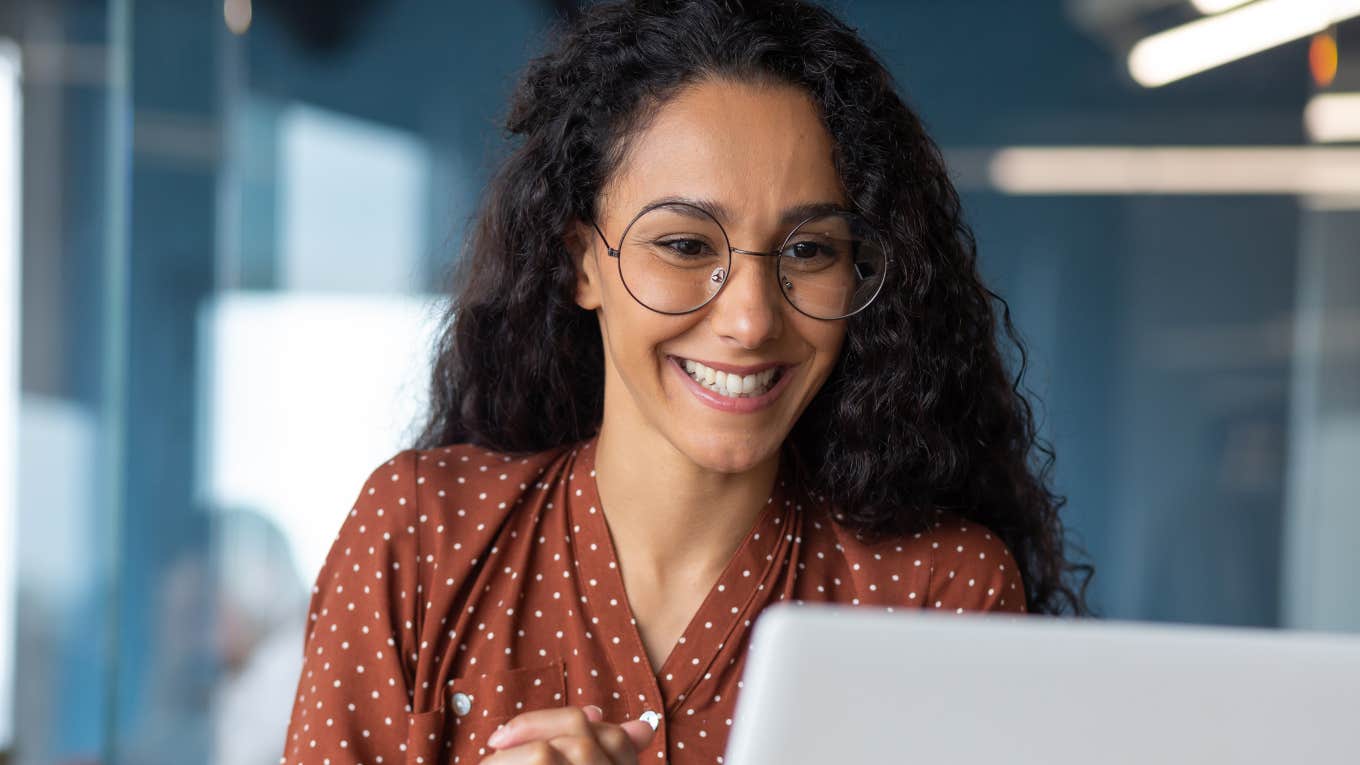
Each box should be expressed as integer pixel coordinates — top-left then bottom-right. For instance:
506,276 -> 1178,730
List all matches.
281,1 -> 1091,763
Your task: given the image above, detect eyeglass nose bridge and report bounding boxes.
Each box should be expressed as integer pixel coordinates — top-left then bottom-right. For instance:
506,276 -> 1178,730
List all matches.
711,246 -> 791,293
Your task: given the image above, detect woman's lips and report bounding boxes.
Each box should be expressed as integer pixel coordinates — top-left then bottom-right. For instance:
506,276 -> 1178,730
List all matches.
667,355 -> 795,413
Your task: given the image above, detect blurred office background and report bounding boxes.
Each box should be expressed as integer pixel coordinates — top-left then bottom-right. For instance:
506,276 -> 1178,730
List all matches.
1,0 -> 1358,762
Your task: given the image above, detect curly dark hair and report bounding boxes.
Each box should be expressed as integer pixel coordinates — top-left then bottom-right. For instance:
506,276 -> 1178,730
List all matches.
416,0 -> 1093,616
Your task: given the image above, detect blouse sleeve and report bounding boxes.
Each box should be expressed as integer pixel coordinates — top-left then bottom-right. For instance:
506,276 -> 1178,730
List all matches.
279,450 -> 426,764
924,517 -> 1028,614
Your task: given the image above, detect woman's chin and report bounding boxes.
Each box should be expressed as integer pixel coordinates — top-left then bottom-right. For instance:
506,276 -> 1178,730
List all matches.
671,432 -> 782,475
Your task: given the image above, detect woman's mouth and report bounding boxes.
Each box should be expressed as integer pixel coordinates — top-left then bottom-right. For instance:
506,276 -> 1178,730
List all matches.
676,357 -> 783,398
665,355 -> 795,414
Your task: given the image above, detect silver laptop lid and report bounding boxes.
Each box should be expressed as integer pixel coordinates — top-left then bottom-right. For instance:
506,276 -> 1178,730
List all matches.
725,602 -> 1360,765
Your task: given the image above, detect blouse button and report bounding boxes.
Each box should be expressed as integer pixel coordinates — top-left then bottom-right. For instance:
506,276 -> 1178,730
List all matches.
452,692 -> 473,717
638,710 -> 661,730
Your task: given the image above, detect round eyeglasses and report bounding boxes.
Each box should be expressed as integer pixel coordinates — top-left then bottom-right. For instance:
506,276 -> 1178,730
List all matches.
589,201 -> 890,321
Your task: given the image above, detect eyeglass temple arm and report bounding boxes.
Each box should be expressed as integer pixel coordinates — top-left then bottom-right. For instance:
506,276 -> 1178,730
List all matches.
588,219 -> 621,258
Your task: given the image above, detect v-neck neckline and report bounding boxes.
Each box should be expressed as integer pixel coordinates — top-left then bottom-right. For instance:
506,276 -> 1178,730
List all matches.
564,434 -> 797,716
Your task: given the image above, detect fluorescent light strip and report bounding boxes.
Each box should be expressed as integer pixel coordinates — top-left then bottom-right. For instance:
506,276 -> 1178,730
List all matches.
988,146 -> 1360,195
1305,93 -> 1360,143
1129,0 -> 1360,87
1190,0 -> 1255,14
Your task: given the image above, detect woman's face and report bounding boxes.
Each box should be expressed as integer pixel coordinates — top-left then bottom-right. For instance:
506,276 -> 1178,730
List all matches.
572,77 -> 849,474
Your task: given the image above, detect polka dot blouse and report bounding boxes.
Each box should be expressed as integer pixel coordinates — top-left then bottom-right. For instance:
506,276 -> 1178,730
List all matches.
281,433 -> 1026,764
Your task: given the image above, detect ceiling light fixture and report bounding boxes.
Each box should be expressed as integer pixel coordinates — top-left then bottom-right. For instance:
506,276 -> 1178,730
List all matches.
988,145 -> 1360,195
1305,93 -> 1360,143
1129,0 -> 1360,87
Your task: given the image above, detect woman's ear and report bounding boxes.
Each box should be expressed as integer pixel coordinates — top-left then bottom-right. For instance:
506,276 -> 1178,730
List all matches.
566,220 -> 603,311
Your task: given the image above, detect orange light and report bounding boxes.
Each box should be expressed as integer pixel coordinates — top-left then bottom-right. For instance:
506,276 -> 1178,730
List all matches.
1310,31 -> 1338,87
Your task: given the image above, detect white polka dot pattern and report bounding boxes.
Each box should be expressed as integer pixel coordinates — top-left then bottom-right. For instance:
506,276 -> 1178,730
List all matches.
280,435 -> 1027,764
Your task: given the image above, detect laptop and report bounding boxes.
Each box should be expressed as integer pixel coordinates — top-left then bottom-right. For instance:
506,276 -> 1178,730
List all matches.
724,602 -> 1360,764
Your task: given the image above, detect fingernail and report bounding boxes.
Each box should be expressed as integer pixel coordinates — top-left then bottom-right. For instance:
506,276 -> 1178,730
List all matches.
487,725 -> 507,748
585,704 -> 603,716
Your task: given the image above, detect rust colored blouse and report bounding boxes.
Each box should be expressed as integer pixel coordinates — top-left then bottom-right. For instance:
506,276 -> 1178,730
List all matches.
281,433 -> 1026,765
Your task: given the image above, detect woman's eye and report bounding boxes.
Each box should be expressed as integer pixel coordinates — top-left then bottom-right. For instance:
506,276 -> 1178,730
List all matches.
662,239 -> 707,257
787,241 -> 828,259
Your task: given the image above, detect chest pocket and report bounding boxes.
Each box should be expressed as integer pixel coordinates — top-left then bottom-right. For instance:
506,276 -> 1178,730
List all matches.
405,658 -> 567,764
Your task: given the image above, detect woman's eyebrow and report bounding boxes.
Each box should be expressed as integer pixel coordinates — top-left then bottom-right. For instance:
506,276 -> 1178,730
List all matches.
644,195 -> 851,226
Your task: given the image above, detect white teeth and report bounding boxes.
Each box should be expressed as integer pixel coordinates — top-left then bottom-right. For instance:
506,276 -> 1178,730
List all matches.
677,358 -> 781,399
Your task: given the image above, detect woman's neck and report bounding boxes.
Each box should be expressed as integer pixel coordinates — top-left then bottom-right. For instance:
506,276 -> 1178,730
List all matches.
591,419 -> 781,589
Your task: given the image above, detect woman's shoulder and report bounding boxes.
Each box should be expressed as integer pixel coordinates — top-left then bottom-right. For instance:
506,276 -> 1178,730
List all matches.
351,439 -> 576,510
327,440 -> 578,565
412,440 -> 572,494
827,509 -> 1028,614
312,441 -> 580,625
918,511 -> 1020,572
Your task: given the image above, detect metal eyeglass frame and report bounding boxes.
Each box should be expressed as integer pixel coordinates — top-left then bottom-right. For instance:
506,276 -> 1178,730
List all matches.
587,201 -> 891,321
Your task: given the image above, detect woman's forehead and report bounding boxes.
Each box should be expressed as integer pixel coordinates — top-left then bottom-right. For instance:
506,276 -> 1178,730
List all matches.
602,78 -> 846,224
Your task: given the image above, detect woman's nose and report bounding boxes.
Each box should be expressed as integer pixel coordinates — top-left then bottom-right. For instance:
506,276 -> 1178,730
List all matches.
707,252 -> 784,349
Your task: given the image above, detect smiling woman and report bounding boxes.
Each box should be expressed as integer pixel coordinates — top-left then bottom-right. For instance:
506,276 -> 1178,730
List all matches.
568,78 -> 858,479
280,1 -> 1091,764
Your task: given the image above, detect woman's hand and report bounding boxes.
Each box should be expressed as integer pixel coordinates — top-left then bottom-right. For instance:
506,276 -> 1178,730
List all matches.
482,704 -> 657,764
